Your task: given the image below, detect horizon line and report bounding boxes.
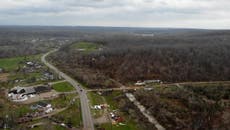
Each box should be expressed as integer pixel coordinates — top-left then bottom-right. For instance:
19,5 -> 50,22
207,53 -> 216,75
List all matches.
0,24 -> 229,31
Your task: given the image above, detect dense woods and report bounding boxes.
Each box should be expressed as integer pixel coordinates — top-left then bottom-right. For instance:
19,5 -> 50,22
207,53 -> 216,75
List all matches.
50,30 -> 230,88
134,84 -> 230,130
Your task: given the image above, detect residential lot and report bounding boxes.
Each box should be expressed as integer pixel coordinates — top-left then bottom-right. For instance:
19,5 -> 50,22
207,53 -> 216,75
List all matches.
88,91 -> 143,130
0,55 -> 81,130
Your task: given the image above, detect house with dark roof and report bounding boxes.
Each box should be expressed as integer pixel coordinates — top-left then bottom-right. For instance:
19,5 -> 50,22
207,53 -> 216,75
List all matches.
34,85 -> 52,94
9,87 -> 36,96
8,87 -> 36,101
31,102 -> 52,110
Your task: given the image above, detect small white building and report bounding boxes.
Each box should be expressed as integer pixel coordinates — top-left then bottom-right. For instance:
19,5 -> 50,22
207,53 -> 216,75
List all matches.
144,87 -> 153,91
144,80 -> 161,84
134,81 -> 145,86
26,61 -> 34,66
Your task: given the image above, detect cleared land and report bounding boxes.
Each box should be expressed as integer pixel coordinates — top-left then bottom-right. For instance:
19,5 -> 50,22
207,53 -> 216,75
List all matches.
52,82 -> 75,92
0,73 -> 9,82
96,91 -> 143,130
71,42 -> 102,53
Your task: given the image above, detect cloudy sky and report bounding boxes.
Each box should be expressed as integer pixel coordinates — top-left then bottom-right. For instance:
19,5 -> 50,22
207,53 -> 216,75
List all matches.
0,0 -> 230,29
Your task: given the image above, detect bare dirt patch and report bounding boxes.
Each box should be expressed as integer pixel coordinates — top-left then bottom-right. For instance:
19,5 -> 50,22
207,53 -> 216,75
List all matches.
0,73 -> 9,82
22,90 -> 59,104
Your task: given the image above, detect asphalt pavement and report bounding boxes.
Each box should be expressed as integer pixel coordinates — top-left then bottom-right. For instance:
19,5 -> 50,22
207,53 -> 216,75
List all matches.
41,50 -> 94,130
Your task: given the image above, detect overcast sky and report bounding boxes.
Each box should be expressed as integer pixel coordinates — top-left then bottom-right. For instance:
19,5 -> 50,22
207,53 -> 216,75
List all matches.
0,0 -> 230,29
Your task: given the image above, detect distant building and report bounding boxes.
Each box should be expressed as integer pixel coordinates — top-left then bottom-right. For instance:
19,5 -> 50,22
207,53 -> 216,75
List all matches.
144,80 -> 161,84
134,81 -> 145,86
144,87 -> 153,91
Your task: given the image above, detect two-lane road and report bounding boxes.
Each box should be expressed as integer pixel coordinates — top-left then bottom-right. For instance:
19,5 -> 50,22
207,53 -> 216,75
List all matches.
41,50 -> 94,130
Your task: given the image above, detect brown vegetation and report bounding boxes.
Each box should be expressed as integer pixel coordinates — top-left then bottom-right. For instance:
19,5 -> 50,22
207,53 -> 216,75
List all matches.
50,30 -> 230,88
134,84 -> 230,130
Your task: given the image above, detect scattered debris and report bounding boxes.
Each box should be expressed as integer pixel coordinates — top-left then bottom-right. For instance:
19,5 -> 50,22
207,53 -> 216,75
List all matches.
91,104 -> 108,110
8,85 -> 52,102
43,72 -> 55,80
109,111 -> 124,125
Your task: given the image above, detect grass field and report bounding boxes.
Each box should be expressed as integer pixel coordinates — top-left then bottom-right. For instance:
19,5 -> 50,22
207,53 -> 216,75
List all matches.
103,91 -> 122,110
87,92 -> 106,118
71,42 -> 102,52
101,91 -> 141,130
51,97 -> 82,128
51,94 -> 77,108
30,124 -> 68,130
52,82 -> 75,92
88,92 -> 105,105
0,54 -> 41,71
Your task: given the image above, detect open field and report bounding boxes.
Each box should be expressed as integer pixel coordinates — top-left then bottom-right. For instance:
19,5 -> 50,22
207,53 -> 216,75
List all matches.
71,42 -> 102,53
51,95 -> 82,128
52,82 -> 75,92
0,55 -> 42,71
31,125 -> 67,130
98,91 -> 143,130
88,92 -> 106,118
88,92 -> 104,105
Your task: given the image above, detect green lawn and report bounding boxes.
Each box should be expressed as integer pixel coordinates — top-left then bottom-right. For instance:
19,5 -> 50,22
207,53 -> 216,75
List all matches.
87,92 -> 105,118
102,91 -> 141,130
88,92 -> 105,105
71,42 -> 102,52
31,124 -> 68,130
51,94 -> 77,108
0,56 -> 25,71
103,91 -> 122,110
52,82 -> 75,92
0,55 -> 42,71
52,98 -> 82,128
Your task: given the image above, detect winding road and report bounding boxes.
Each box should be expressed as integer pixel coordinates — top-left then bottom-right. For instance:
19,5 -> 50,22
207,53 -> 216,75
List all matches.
41,50 -> 94,130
